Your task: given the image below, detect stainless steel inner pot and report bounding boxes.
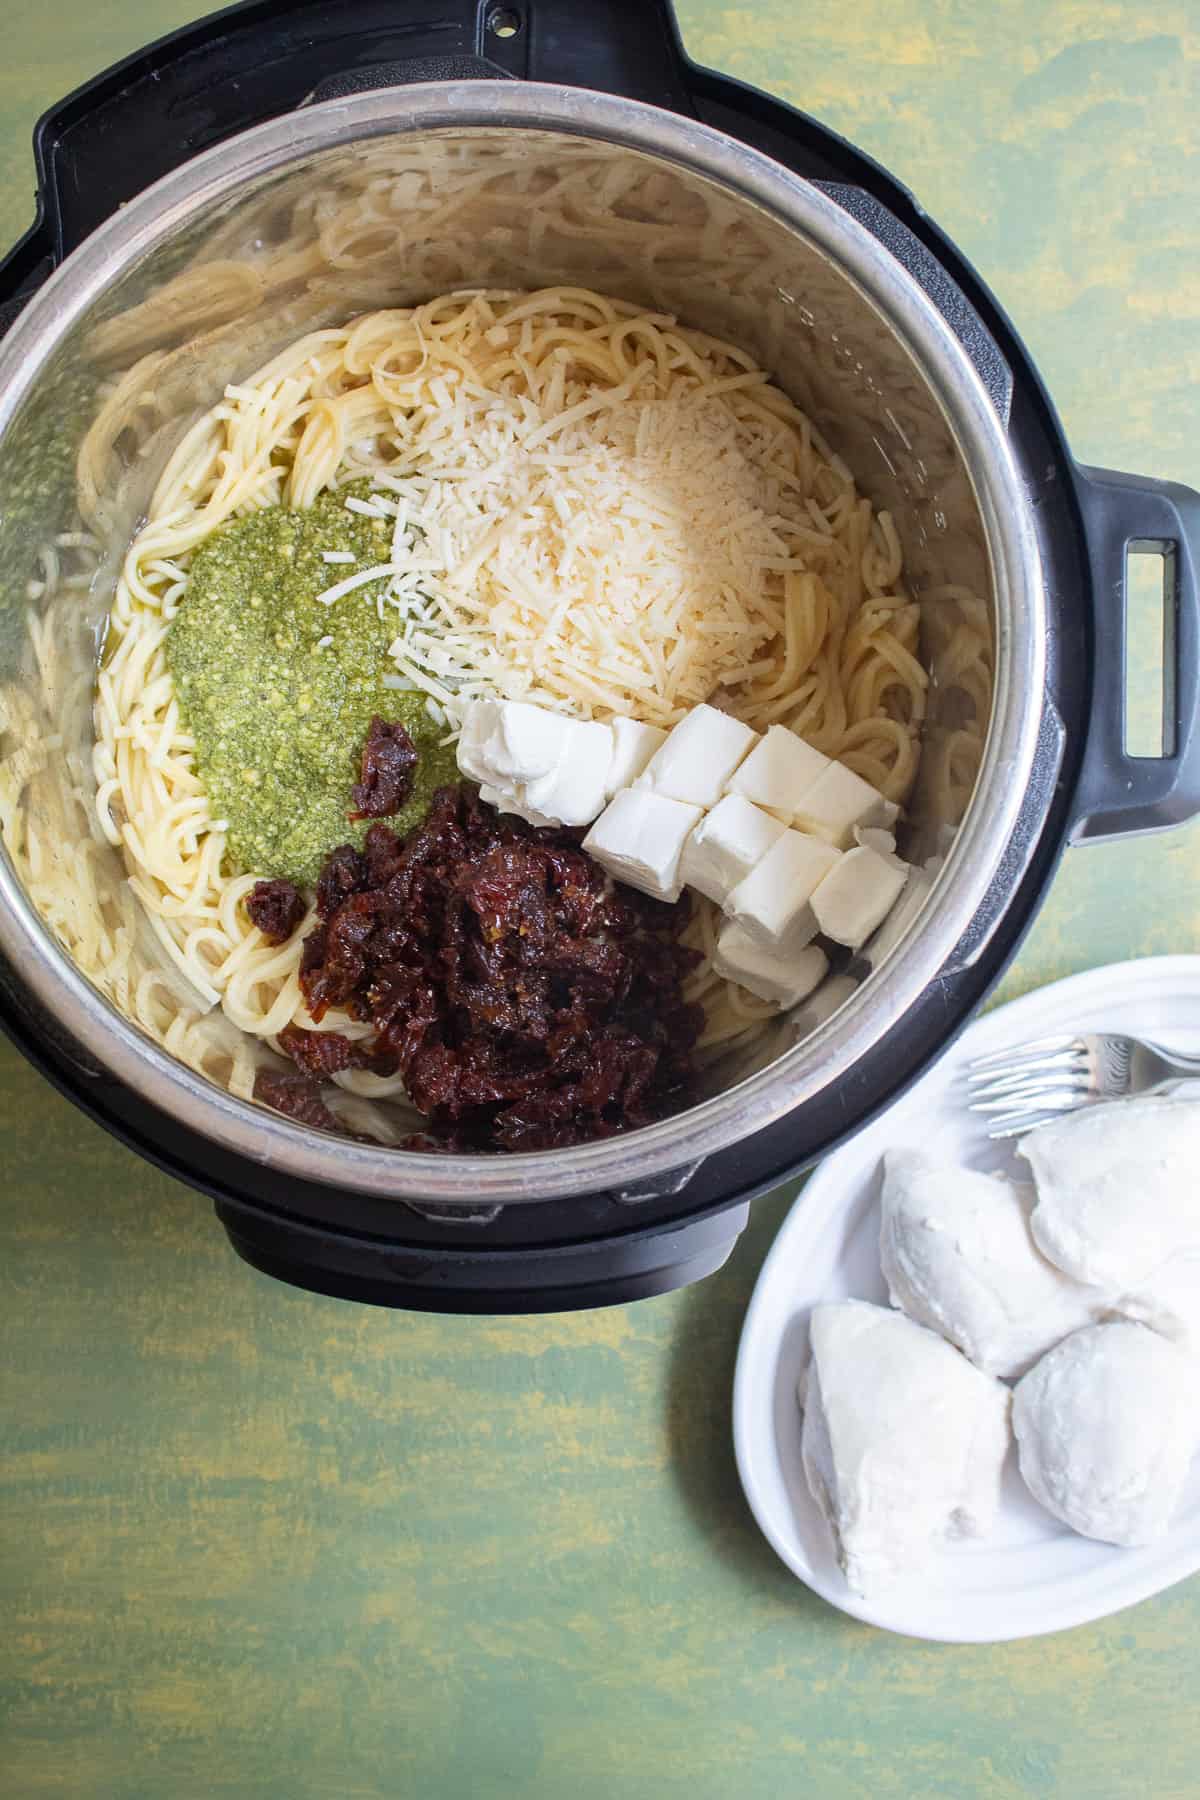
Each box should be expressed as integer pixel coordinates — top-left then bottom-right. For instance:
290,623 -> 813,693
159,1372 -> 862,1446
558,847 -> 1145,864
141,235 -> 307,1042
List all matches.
0,83 -> 1044,1204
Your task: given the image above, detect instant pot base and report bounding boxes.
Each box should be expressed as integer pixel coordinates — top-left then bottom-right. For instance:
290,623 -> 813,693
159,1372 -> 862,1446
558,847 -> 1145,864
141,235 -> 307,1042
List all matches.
216,1205 -> 752,1314
0,766 -> 1074,1312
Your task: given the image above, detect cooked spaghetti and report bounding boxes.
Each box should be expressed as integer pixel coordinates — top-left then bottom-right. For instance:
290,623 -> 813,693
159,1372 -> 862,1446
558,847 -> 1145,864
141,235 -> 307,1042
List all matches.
87,287 -> 928,1101
0,282 -> 934,1141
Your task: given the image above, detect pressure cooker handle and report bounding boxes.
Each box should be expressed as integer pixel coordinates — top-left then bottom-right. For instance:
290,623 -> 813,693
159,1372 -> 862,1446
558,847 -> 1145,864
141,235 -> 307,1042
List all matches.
0,224 -> 55,339
1069,463 -> 1200,842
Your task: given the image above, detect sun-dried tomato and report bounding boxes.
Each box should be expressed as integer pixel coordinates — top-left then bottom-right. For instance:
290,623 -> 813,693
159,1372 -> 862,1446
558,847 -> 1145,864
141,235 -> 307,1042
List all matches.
349,715 -> 418,820
245,878 -> 305,943
253,1068 -> 342,1132
276,1023 -> 397,1078
283,782 -> 702,1152
315,844 -> 366,919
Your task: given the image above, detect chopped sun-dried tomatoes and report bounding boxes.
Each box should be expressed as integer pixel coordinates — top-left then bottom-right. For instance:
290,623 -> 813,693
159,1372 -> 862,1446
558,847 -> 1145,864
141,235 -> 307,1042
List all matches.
268,783 -> 703,1152
349,715 -> 418,820
245,877 -> 305,943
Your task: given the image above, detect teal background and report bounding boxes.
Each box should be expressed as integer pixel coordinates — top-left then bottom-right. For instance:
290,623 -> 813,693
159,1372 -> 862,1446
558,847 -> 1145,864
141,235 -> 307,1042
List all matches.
3,4 -> 1200,1795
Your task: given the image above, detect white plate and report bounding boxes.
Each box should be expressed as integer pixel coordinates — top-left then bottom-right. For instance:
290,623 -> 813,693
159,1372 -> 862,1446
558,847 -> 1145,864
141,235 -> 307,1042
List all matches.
733,955 -> 1200,1642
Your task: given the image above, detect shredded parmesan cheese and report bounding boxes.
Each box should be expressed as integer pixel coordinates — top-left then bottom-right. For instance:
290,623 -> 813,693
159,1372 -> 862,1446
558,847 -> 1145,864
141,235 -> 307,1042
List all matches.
319,302 -> 875,733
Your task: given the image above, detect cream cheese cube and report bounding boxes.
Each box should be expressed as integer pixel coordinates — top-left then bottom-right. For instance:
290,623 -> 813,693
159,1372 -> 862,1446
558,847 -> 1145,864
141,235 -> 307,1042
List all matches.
864,865 -> 932,968
583,789 -> 702,902
678,795 -> 788,905
461,699 -> 613,828
486,700 -> 573,781
456,697 -> 570,786
456,698 -> 506,783
855,823 -> 898,857
724,829 -> 842,948
477,783 -> 556,830
792,760 -> 899,847
523,718 -> 614,826
604,717 -> 667,799
810,844 -> 908,949
713,922 -> 828,1009
725,723 -> 830,820
635,703 -> 758,807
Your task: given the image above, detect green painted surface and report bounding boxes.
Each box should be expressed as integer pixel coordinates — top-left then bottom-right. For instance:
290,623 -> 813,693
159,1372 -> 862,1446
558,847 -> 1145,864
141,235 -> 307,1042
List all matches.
3,3 -> 1200,1794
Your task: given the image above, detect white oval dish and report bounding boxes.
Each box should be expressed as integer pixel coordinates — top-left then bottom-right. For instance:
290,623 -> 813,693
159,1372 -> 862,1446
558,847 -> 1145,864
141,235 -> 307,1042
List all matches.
733,955 -> 1200,1642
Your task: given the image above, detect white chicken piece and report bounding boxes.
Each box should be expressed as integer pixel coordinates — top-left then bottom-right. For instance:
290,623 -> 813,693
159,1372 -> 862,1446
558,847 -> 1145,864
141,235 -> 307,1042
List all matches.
879,1149 -> 1103,1377
1020,1096 -> 1200,1290
1113,1256 -> 1200,1358
1012,1322 -> 1199,1545
800,1300 -> 1011,1595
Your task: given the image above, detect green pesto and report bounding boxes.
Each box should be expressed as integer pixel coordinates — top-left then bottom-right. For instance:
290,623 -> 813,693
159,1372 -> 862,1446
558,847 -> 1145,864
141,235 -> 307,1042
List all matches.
166,485 -> 458,886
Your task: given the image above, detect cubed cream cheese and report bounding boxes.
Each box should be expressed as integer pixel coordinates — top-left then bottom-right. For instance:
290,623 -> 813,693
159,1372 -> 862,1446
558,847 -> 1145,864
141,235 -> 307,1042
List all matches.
678,795 -> 788,905
477,782 -> 556,829
487,700 -> 573,781
724,829 -> 842,948
863,865 -> 932,968
457,697 -> 571,786
713,921 -> 828,1009
456,698 -> 507,784
523,718 -> 614,826
635,703 -> 758,808
810,844 -> 908,949
855,823 -> 899,857
604,717 -> 668,799
725,723 -> 830,820
460,699 -> 613,828
792,760 -> 899,847
582,789 -> 702,902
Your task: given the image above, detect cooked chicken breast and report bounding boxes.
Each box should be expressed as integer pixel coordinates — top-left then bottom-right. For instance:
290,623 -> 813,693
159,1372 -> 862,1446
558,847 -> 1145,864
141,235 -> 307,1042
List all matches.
1019,1097 -> 1200,1290
879,1148 -> 1103,1377
1013,1322 -> 1198,1546
1115,1257 -> 1200,1357
800,1300 -> 1011,1594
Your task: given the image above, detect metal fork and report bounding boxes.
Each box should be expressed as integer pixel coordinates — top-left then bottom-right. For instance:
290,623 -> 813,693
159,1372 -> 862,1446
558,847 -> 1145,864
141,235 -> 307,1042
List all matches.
966,1031 -> 1200,1138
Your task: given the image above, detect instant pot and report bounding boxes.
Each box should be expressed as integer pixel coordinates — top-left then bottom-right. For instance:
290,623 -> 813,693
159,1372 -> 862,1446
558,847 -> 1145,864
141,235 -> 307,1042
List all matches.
0,0 -> 1198,1312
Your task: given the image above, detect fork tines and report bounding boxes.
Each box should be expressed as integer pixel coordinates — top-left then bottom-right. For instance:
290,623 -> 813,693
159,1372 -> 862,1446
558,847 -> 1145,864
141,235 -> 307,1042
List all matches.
967,1054 -> 1088,1104
966,1034 -> 1092,1138
967,1034 -> 1086,1075
968,1103 -> 1082,1139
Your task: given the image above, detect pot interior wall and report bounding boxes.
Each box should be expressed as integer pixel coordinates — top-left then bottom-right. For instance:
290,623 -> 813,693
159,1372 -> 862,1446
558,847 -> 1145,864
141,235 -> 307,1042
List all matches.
0,123 -> 994,1142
